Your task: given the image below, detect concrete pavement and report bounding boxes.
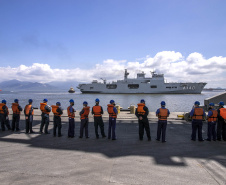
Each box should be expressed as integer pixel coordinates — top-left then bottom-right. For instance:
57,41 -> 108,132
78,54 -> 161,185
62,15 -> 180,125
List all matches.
0,111 -> 226,185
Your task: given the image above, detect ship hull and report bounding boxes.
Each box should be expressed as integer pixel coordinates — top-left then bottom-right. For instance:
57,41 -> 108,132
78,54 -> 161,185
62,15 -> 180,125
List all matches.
78,82 -> 206,94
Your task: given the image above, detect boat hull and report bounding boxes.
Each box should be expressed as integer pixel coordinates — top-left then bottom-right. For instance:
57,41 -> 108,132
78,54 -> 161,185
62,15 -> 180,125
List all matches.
78,82 -> 207,94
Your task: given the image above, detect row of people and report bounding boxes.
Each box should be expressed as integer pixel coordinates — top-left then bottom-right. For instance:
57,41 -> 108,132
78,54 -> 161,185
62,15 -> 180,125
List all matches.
0,98 -> 226,142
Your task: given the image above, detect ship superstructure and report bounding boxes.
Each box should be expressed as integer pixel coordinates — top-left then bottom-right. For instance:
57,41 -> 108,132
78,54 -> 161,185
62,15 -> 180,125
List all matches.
77,69 -> 206,94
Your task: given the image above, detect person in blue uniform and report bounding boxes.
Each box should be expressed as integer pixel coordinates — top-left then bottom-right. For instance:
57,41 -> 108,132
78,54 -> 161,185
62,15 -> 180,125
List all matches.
24,99 -> 35,134
67,99 -> 76,138
156,101 -> 170,143
107,100 -> 118,140
40,99 -> 51,134
79,101 -> 90,138
0,100 -> 11,131
11,99 -> 23,132
135,99 -> 151,141
53,102 -> 63,137
206,103 -> 217,141
92,98 -> 106,139
190,101 -> 206,141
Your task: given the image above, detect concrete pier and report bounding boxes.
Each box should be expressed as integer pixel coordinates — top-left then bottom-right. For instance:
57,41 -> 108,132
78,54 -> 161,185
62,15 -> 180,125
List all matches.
0,111 -> 226,185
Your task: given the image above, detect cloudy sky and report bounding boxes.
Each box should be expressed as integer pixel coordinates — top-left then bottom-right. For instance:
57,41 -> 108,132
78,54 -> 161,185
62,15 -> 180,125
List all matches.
0,0 -> 226,88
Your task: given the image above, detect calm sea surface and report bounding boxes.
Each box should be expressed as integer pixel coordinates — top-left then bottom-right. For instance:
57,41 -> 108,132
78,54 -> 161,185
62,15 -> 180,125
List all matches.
0,90 -> 224,112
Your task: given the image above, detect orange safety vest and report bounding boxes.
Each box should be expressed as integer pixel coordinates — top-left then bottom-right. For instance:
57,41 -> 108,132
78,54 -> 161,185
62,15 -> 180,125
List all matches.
137,103 -> 145,115
107,104 -> 117,118
25,104 -> 34,115
0,103 -> 5,114
81,106 -> 90,119
93,106 -> 102,117
219,108 -> 226,120
40,103 -> 50,114
67,106 -> 75,118
12,103 -> 20,114
0,103 -> 8,115
158,108 -> 169,121
51,105 -> 61,116
208,109 -> 218,122
192,108 -> 204,120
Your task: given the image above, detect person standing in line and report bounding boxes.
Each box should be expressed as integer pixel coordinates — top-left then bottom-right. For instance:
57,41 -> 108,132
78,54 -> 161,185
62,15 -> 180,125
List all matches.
0,100 -> 11,131
52,102 -> 63,137
24,99 -> 35,134
135,99 -> 151,141
11,99 -> 23,132
217,101 -> 226,141
67,99 -> 75,138
205,103 -> 217,141
156,101 -> 170,143
107,100 -> 118,140
92,98 -> 106,139
39,99 -> 51,134
79,101 -> 90,138
190,101 -> 206,141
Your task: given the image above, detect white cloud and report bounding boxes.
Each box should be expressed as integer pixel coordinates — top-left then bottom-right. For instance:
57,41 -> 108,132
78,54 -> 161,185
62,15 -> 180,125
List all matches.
0,51 -> 226,87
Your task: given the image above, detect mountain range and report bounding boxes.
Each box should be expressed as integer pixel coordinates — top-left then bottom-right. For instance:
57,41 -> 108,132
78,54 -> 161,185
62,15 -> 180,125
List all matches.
0,80 -> 79,91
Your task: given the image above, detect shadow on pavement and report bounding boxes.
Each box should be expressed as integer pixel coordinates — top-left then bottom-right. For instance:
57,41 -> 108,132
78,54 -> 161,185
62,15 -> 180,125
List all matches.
0,119 -> 226,168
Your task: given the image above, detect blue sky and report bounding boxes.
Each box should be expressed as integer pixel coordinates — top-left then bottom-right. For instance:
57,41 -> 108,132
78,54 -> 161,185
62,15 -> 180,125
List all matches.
0,0 -> 226,87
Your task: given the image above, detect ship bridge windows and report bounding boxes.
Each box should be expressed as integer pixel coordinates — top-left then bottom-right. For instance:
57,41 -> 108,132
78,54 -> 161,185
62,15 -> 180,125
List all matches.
150,85 -> 157,88
106,84 -> 117,89
128,84 -> 139,89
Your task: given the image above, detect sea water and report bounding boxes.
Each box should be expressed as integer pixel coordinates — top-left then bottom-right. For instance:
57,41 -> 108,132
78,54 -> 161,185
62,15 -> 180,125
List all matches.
0,90 -> 224,112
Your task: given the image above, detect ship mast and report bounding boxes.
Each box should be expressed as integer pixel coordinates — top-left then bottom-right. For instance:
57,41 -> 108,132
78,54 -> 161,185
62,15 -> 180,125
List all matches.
124,69 -> 129,80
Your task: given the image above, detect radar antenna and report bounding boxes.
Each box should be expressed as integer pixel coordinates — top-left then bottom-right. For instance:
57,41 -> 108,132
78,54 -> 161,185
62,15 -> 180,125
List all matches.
100,78 -> 106,84
124,69 -> 129,80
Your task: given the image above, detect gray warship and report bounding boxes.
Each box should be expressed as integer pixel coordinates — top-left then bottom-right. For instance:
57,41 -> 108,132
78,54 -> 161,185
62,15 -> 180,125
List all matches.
77,69 -> 207,94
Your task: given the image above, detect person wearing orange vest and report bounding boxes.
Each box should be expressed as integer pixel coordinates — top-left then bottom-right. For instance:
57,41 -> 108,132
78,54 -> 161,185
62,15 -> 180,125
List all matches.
92,98 -> 106,139
0,99 -> 11,131
52,102 -> 63,137
39,98 -> 51,134
217,101 -> 226,141
11,99 -> 23,132
107,100 -> 118,140
24,99 -> 35,134
205,103 -> 217,141
67,99 -> 76,138
79,101 -> 90,138
135,99 -> 151,141
190,101 -> 206,141
156,101 -> 170,143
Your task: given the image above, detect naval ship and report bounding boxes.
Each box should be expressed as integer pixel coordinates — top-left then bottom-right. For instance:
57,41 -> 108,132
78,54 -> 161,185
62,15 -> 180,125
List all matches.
77,69 -> 207,94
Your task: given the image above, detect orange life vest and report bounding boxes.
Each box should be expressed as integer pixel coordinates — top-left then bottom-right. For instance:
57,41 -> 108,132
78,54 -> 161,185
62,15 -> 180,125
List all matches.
40,103 -> 50,114
93,106 -> 102,117
25,104 -> 34,115
0,103 -> 5,114
51,105 -> 61,116
208,109 -> 218,122
107,104 -> 117,118
137,103 -> 145,115
158,108 -> 169,120
192,108 -> 204,120
219,108 -> 226,120
12,103 -> 20,114
0,103 -> 8,115
67,106 -> 75,118
81,106 -> 90,119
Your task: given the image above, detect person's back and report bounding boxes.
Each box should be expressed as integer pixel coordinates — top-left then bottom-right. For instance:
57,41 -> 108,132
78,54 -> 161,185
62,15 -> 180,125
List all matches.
92,98 -> 106,139
24,99 -> 34,134
135,99 -> 151,141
